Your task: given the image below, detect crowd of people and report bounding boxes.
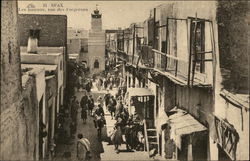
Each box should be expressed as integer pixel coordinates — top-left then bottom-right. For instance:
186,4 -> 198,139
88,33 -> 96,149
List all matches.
61,70 -> 145,160
95,73 -> 124,91
103,90 -> 144,153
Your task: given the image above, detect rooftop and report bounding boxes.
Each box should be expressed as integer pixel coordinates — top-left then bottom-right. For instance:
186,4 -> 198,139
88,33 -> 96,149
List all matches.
20,46 -> 64,55
220,89 -> 249,110
21,64 -> 57,72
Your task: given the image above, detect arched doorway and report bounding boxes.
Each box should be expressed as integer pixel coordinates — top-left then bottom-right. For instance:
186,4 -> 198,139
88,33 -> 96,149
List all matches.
94,59 -> 99,68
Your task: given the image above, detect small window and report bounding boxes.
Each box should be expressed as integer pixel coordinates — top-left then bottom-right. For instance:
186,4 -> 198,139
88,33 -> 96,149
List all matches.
94,60 -> 99,68
29,29 -> 40,39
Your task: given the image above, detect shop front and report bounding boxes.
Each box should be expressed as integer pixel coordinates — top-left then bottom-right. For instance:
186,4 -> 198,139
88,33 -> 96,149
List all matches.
161,107 -> 208,161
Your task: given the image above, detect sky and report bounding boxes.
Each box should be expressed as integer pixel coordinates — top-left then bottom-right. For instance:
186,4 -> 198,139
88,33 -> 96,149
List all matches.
18,1 -> 165,30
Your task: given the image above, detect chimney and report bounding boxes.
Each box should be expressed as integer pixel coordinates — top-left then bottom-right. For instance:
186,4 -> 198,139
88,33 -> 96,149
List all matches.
27,29 -> 39,54
27,36 -> 38,54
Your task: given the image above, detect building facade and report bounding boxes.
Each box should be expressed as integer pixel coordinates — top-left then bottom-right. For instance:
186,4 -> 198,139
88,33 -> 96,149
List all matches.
109,1 -> 249,161
67,27 -> 88,61
1,1 -> 40,160
18,14 -> 67,99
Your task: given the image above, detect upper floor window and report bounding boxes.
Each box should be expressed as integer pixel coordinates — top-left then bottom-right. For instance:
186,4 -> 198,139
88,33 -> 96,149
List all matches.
191,20 -> 205,73
94,59 -> 99,68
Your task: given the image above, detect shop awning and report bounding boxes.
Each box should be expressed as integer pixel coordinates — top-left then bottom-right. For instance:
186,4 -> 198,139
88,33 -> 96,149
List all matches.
127,88 -> 154,97
168,108 -> 207,149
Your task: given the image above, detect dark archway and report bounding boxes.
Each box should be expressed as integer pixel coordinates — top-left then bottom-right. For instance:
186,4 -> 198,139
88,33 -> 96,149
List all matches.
94,59 -> 99,68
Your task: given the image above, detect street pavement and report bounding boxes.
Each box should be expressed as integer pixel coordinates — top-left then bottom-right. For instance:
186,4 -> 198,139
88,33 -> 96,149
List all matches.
91,83 -> 152,161
54,82 -> 161,161
54,90 -> 104,161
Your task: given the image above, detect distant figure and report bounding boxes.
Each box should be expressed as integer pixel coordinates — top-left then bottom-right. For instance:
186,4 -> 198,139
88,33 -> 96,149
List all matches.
87,95 -> 94,116
112,117 -> 123,153
77,134 -> 92,161
97,96 -> 104,107
104,90 -> 111,107
80,92 -> 88,123
94,104 -> 106,141
115,99 -> 124,120
108,96 -> 117,119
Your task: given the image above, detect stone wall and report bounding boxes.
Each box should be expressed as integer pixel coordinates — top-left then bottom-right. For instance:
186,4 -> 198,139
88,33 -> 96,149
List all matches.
1,1 -> 39,160
1,75 -> 39,160
1,0 -> 22,112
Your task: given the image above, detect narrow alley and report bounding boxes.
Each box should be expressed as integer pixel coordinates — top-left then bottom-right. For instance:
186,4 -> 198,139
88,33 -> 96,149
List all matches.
53,82 -> 153,161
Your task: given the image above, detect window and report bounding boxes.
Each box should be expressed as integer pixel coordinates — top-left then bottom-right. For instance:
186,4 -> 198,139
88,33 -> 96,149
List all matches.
29,29 -> 40,39
154,21 -> 160,50
80,47 -> 84,52
191,20 -> 205,73
94,59 -> 99,68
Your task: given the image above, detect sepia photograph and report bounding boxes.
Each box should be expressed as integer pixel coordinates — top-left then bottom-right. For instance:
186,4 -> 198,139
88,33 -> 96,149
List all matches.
1,0 -> 249,161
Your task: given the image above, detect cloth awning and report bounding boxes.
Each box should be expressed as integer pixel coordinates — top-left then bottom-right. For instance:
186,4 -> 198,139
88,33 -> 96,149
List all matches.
168,107 -> 207,149
127,87 -> 154,97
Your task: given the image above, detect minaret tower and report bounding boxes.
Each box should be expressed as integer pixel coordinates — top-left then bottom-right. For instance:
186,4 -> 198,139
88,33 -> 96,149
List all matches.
91,5 -> 102,31
87,4 -> 105,74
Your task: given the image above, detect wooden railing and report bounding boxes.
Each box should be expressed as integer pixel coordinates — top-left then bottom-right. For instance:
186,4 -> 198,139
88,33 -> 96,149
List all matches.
152,49 -> 190,80
152,48 -> 213,86
143,119 -> 149,154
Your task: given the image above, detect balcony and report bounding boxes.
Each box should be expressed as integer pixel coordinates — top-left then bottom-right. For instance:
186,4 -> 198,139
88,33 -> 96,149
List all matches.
152,49 -> 212,87
153,49 -> 189,84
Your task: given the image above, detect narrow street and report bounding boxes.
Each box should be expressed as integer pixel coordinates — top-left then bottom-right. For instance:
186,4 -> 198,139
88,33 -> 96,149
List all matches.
54,88 -> 104,161
54,82 -> 152,161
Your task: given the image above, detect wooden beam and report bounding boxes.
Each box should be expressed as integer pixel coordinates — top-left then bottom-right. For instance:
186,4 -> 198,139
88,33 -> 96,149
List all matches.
187,19 -> 193,87
187,16 -> 212,22
153,8 -> 156,49
156,24 -> 167,28
165,17 -> 169,71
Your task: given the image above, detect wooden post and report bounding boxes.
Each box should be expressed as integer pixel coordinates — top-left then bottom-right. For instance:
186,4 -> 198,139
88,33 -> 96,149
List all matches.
165,17 -> 169,71
122,30 -> 125,51
191,15 -> 198,86
132,24 -> 136,64
175,60 -> 178,77
153,8 -> 156,49
187,135 -> 193,160
187,19 -> 192,87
